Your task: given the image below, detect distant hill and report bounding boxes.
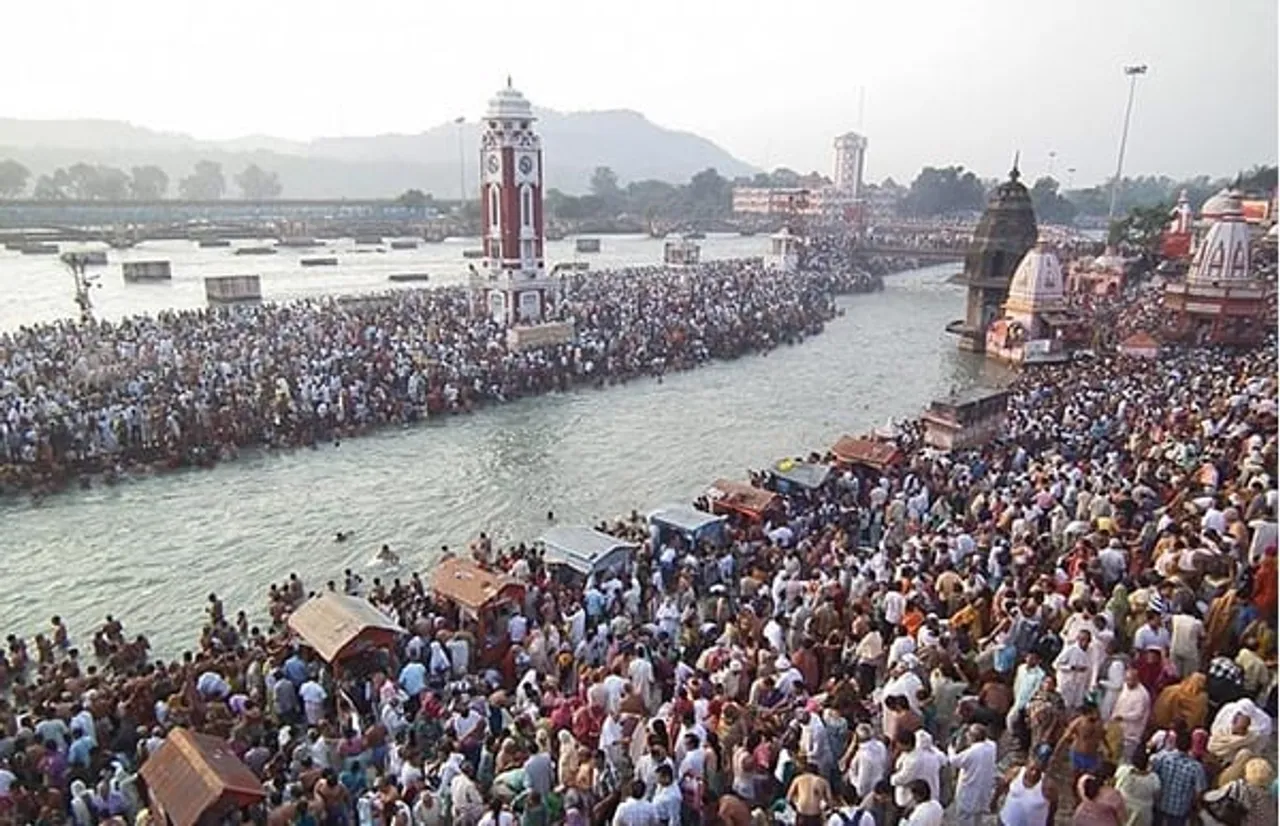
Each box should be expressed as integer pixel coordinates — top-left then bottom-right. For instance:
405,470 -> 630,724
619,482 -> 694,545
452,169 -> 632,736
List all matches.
0,110 -> 757,198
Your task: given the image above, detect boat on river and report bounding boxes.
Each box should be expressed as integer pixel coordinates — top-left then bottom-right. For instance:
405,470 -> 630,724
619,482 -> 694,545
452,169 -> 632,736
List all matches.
300,257 -> 338,267
575,237 -> 601,253
62,250 -> 108,265
462,249 -> 484,259
389,240 -> 418,250
388,273 -> 431,282
235,246 -> 277,256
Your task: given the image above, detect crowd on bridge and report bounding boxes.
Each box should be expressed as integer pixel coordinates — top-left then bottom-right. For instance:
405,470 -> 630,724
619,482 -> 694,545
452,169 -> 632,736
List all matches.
0,259 -> 873,497
0,270 -> 1274,826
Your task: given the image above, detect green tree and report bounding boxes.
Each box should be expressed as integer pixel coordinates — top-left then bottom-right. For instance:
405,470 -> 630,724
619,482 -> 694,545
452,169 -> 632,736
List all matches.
396,188 -> 431,209
685,167 -> 732,216
33,170 -> 71,200
589,166 -> 620,200
60,164 -> 129,200
1109,202 -> 1170,250
901,166 -> 985,216
179,160 -> 226,200
767,167 -> 802,187
129,165 -> 169,200
235,164 -> 282,199
624,179 -> 678,215
1239,164 -> 1278,194
0,159 -> 30,198
1029,176 -> 1077,225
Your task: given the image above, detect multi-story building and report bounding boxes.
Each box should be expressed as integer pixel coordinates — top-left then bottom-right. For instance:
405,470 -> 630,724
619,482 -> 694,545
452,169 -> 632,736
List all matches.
731,187 -> 812,216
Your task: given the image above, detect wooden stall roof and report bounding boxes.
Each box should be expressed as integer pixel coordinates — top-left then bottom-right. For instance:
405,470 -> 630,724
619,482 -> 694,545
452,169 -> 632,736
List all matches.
830,436 -> 902,471
1120,331 -> 1159,349
770,459 -> 833,490
926,386 -> 1011,416
286,592 -> 405,664
707,479 -> 782,516
430,557 -> 522,613
139,728 -> 266,826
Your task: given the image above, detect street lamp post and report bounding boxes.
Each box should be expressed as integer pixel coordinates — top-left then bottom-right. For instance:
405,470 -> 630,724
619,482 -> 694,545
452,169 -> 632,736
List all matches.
1106,64 -> 1148,224
454,116 -> 467,219
64,253 -> 98,323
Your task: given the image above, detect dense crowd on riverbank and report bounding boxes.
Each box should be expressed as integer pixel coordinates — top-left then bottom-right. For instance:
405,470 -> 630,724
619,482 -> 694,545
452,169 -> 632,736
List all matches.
0,260 -> 881,497
0,268 -> 1274,826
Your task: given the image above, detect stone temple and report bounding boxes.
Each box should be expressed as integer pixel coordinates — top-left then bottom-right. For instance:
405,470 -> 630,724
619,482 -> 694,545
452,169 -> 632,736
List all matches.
945,162 -> 1039,351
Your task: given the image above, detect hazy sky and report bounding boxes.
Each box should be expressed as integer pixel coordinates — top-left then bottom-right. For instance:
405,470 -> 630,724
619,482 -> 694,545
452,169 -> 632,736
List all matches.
4,0 -> 1275,186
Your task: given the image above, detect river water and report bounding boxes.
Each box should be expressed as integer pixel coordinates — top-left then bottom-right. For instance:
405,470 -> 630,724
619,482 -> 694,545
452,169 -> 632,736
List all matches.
0,233 -> 770,327
0,235 -> 1002,655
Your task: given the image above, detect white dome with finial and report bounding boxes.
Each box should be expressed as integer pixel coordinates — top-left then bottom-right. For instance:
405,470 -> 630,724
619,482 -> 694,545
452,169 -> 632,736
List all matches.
1199,187 -> 1237,219
486,77 -> 534,120
1191,193 -> 1252,283
1006,244 -> 1065,310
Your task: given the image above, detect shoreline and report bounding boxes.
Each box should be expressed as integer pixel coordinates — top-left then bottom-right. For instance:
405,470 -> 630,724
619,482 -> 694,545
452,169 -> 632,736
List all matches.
11,330 -> 1276,665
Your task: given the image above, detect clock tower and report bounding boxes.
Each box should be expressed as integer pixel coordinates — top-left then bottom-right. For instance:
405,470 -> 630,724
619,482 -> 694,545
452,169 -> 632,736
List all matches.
473,78 -> 556,326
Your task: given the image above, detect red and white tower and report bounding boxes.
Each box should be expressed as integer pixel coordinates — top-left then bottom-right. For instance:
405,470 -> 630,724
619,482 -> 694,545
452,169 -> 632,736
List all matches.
473,78 -> 557,326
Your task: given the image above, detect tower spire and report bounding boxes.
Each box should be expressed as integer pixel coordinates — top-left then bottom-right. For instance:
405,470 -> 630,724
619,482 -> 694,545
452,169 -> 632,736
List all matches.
1010,151 -> 1021,181
506,74 -> 513,89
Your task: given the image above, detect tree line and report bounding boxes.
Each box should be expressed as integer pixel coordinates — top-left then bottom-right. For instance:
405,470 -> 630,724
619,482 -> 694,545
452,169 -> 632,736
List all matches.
0,159 -> 283,200
538,163 -> 1277,227
888,163 -> 1277,223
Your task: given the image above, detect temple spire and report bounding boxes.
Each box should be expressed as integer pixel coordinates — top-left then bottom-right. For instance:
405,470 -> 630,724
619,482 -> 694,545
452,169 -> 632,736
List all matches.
506,74 -> 513,89
1010,151 -> 1021,182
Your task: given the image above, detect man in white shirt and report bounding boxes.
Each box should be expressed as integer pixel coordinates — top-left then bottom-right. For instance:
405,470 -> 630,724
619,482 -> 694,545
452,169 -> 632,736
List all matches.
651,765 -> 682,826
846,724 -> 888,800
299,679 -> 327,726
854,628 -> 884,695
882,588 -> 906,629
1132,612 -> 1170,654
507,612 -> 528,644
903,779 -> 944,826
613,780 -> 658,826
629,649 -> 657,712
1052,631 -> 1093,711
947,725 -> 997,826
1169,611 -> 1204,679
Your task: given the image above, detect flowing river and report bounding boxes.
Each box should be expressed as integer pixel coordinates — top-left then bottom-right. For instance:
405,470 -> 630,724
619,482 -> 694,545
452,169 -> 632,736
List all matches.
0,236 -> 1003,654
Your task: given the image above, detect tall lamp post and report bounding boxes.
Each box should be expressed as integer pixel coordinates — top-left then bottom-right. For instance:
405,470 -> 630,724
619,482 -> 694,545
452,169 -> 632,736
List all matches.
64,253 -> 99,323
1106,64 -> 1148,224
454,116 -> 467,220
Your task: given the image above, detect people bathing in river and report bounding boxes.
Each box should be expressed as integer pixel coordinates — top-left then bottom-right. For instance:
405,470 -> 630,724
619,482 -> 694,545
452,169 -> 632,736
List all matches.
0,274 -> 1273,826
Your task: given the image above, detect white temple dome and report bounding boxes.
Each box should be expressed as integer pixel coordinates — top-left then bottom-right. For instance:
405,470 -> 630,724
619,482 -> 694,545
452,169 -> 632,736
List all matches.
1199,188 -> 1240,219
1007,245 -> 1065,308
1191,213 -> 1252,283
486,78 -> 534,120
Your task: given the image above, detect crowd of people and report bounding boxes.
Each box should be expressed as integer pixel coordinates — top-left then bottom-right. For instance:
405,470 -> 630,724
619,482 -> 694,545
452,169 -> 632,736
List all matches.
0,261 -> 1273,826
0,259 -> 865,497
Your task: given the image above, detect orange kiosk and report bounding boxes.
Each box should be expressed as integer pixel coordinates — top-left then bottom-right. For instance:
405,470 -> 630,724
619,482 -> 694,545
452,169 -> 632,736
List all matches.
430,557 -> 525,670
706,478 -> 782,522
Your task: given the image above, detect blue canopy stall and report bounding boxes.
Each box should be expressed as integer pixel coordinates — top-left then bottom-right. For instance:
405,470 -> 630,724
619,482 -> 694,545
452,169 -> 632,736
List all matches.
539,525 -> 637,581
768,459 -> 833,494
647,504 -> 728,549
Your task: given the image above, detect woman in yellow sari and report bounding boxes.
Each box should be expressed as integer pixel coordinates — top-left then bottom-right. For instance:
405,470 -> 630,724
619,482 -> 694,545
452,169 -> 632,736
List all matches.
1152,672 -> 1209,730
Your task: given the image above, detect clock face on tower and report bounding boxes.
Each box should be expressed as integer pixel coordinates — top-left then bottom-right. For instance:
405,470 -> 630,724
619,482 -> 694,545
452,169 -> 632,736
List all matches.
486,153 -> 500,174
518,156 -> 534,175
